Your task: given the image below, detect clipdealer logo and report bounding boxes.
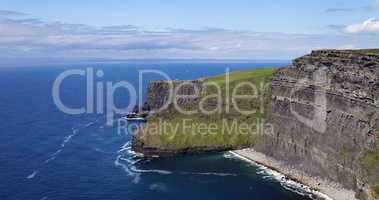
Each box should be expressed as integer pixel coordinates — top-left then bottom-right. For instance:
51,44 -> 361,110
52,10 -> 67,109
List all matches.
51,67 -> 273,134
52,68 -> 173,126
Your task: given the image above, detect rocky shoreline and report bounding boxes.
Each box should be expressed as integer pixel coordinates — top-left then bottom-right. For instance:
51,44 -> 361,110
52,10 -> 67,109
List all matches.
232,149 -> 357,200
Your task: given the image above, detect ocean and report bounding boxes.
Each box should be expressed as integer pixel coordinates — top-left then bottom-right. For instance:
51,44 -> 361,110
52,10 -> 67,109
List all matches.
0,62 -> 313,200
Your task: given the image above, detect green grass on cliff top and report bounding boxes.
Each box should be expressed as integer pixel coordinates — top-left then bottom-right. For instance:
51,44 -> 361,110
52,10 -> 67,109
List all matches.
353,49 -> 379,56
207,68 -> 276,85
140,67 -> 277,150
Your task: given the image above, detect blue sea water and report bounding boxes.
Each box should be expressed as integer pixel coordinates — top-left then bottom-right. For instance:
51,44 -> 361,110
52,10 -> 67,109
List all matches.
0,62 -> 313,200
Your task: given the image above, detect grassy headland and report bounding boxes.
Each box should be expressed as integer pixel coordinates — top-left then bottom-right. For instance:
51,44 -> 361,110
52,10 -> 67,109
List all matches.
354,49 -> 379,56
137,68 -> 277,151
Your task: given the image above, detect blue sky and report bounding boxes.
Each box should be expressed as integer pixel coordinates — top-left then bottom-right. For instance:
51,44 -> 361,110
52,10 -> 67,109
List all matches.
0,0 -> 375,33
0,0 -> 379,64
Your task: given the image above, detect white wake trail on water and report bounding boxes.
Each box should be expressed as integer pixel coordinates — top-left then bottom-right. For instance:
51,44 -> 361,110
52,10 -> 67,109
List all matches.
27,171 -> 38,179
61,129 -> 78,148
180,172 -> 237,177
130,166 -> 173,175
27,128 -> 80,179
26,118 -> 100,180
44,128 -> 79,164
85,122 -> 96,127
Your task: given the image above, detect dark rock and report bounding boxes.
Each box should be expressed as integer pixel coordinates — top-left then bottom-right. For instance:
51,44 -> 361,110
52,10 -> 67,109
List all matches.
255,49 -> 379,199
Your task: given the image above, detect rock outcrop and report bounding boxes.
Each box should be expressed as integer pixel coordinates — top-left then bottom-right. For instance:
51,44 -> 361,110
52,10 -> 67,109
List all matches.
136,79 -> 205,115
256,50 -> 379,199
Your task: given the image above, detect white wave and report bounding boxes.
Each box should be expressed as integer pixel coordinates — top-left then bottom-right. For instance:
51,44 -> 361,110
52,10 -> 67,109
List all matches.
26,171 -> 38,179
256,170 -> 266,175
44,156 -> 57,164
115,140 -> 170,183
44,148 -> 63,163
118,141 -> 131,153
114,155 -> 142,184
228,151 -> 333,200
119,157 -> 142,165
132,174 -> 141,184
130,166 -> 172,175
117,140 -> 143,157
61,129 -> 78,148
184,172 -> 237,177
119,157 -> 132,163
222,152 -> 234,159
149,182 -> 168,192
85,122 -> 95,127
127,149 -> 144,158
27,128 -> 80,180
44,130 -> 79,164
51,149 -> 63,156
40,196 -> 48,200
114,155 -> 134,176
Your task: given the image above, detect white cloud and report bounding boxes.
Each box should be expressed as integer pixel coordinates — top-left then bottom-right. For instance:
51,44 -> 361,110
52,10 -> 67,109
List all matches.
0,9 -> 27,16
363,0 -> 379,11
325,8 -> 352,13
343,18 -> 379,34
1,9 -> 379,62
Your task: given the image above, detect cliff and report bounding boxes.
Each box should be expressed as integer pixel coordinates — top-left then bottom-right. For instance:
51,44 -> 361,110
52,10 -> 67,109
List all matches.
132,68 -> 275,155
255,50 -> 379,199
132,49 -> 379,199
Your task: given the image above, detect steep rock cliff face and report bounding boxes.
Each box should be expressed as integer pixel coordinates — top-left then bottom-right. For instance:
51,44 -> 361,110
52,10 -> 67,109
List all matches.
255,50 -> 379,199
138,79 -> 205,115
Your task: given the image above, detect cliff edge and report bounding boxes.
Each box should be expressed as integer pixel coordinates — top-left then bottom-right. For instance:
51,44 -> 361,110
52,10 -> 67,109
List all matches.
132,49 -> 379,199
257,49 -> 379,199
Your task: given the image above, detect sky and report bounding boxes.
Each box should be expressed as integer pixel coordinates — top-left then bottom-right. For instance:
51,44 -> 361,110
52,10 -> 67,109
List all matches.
0,0 -> 379,65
